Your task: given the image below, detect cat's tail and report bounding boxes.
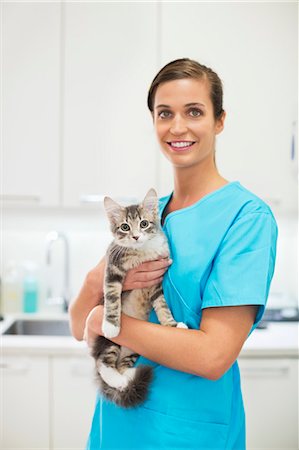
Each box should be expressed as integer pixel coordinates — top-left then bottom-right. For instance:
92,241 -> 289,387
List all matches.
97,364 -> 153,408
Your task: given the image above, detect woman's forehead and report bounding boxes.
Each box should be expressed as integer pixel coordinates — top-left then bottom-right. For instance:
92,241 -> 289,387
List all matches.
154,78 -> 211,108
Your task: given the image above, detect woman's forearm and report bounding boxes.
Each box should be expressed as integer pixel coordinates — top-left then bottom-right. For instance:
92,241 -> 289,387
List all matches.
111,314 -> 217,379
86,305 -> 255,380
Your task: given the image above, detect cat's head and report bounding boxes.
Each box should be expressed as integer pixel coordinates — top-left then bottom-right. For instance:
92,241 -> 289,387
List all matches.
104,188 -> 160,248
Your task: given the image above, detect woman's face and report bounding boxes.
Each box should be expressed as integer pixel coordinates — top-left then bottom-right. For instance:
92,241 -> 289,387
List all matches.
152,78 -> 225,169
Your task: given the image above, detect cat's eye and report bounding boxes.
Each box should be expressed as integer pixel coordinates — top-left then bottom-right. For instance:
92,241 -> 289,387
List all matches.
120,223 -> 130,232
140,220 -> 149,229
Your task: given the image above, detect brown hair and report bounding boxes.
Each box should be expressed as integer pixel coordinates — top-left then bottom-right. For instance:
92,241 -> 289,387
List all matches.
147,58 -> 224,120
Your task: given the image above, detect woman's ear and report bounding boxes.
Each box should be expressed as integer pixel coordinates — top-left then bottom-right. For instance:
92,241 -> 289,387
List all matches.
215,111 -> 226,135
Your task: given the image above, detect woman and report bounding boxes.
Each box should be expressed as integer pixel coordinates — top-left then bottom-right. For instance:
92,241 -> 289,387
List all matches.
69,58 -> 278,449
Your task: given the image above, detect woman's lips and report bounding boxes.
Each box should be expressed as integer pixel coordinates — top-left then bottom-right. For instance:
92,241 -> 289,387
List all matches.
167,141 -> 196,151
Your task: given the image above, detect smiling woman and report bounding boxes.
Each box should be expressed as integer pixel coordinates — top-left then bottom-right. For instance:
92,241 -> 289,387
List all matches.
70,58 -> 278,450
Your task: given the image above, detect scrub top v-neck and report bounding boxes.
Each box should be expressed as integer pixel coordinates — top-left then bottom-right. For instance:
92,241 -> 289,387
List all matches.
87,181 -> 278,450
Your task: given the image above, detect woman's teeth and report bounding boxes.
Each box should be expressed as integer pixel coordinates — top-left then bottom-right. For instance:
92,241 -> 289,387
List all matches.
168,141 -> 195,149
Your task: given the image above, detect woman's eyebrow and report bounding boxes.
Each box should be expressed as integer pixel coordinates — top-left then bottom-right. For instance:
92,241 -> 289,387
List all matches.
185,102 -> 206,108
155,102 -> 206,109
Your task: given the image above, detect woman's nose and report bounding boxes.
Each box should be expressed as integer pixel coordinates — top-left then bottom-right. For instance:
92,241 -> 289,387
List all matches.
169,116 -> 188,135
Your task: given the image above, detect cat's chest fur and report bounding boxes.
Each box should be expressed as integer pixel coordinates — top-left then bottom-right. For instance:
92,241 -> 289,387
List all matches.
116,232 -> 169,320
121,232 -> 169,271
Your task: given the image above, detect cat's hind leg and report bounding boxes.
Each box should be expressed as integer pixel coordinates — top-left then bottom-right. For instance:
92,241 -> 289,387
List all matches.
118,346 -> 139,373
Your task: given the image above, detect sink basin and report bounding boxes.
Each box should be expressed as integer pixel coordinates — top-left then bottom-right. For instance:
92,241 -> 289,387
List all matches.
2,318 -> 71,336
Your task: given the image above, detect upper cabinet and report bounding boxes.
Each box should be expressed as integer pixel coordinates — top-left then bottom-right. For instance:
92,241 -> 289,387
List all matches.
2,3 -> 297,212
158,2 -> 297,213
62,3 -> 158,206
2,3 -> 61,206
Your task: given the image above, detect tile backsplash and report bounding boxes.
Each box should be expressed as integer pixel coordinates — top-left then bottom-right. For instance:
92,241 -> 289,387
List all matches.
1,207 -> 298,314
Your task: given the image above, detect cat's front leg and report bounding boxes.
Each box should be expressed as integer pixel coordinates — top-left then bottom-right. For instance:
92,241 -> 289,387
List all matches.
151,285 -> 187,328
102,262 -> 126,339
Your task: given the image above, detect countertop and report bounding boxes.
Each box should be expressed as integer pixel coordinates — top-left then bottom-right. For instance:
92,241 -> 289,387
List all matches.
1,314 -> 298,358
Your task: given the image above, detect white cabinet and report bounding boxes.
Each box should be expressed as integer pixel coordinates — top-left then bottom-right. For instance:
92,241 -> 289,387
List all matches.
158,2 -> 297,212
2,3 -> 61,206
0,355 -> 49,449
1,353 -> 97,450
239,358 -> 298,449
62,3 -> 158,206
51,356 -> 96,450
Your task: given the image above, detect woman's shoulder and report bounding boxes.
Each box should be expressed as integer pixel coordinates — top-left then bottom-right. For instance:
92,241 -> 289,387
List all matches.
231,182 -> 276,220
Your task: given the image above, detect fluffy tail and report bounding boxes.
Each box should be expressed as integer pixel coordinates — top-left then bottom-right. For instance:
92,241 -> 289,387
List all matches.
97,365 -> 153,408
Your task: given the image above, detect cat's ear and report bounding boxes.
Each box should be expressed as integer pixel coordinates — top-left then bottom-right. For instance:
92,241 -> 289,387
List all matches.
104,197 -> 124,223
142,188 -> 158,214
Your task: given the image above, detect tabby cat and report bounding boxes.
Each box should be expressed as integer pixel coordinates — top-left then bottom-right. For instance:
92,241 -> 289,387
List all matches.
91,188 -> 186,408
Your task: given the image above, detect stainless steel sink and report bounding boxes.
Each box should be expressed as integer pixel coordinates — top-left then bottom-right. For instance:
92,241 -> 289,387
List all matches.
2,318 -> 71,336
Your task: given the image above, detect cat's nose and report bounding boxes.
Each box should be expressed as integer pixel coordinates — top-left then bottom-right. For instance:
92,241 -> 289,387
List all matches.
132,236 -> 139,241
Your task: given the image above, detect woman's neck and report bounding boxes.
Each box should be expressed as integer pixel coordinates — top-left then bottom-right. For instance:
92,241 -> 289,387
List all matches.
171,159 -> 228,209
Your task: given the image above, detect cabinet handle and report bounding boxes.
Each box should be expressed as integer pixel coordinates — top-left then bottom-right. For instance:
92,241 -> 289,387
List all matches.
80,194 -> 105,203
0,361 -> 30,373
0,195 -> 40,203
80,194 -> 138,204
240,366 -> 290,378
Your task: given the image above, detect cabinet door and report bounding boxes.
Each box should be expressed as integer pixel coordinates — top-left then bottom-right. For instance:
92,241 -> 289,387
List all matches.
2,3 -> 60,206
63,3 -> 158,207
0,355 -> 49,449
159,2 -> 297,212
239,358 -> 298,449
51,356 -> 97,449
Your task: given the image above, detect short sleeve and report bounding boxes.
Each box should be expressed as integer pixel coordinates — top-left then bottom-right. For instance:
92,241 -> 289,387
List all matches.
202,211 -> 278,332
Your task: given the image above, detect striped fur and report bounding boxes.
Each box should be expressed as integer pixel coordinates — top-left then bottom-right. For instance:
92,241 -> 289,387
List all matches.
91,188 -> 181,408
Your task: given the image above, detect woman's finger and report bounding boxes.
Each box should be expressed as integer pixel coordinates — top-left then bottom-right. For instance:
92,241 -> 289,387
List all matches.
134,267 -> 167,282
136,258 -> 172,273
131,276 -> 164,290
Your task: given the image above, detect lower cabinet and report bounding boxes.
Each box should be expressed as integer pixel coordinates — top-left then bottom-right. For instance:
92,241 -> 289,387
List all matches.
1,353 -> 97,450
2,353 -> 298,449
239,357 -> 298,450
51,356 -> 96,449
1,355 -> 50,449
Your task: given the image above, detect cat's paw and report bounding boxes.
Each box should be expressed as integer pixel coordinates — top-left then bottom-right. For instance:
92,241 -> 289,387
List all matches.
176,322 -> 188,329
102,320 -> 120,339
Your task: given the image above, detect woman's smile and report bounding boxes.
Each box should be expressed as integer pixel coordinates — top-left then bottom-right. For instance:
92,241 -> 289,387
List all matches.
166,140 -> 197,152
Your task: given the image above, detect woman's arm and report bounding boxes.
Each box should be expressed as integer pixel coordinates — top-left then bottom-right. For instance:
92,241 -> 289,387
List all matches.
68,257 -> 106,340
85,304 -> 257,380
69,257 -> 172,340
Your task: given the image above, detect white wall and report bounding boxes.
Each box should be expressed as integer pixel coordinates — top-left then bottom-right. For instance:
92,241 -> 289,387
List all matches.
1,207 -> 297,313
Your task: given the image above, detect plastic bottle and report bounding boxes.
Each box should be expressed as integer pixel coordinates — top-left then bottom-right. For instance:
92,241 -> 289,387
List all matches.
1,261 -> 22,314
22,261 -> 39,313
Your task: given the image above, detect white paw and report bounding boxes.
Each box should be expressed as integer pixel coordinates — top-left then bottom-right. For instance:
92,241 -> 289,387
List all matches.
176,322 -> 188,329
102,320 -> 120,339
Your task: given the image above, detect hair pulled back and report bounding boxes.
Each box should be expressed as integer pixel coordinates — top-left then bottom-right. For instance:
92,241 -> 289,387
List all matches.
147,58 -> 224,120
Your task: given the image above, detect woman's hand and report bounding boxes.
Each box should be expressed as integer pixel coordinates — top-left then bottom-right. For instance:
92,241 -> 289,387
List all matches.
123,257 -> 172,290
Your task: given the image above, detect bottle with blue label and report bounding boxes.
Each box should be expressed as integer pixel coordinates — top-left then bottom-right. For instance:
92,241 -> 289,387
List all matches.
23,262 -> 39,313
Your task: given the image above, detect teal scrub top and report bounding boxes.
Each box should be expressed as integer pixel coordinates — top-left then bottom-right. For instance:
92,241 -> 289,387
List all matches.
87,181 -> 278,450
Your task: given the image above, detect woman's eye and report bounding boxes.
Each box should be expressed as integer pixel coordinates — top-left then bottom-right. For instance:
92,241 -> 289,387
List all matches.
158,110 -> 171,119
120,223 -> 130,232
189,108 -> 202,117
140,220 -> 149,229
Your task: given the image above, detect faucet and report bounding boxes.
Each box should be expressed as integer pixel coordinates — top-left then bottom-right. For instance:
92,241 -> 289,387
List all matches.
45,231 -> 70,312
